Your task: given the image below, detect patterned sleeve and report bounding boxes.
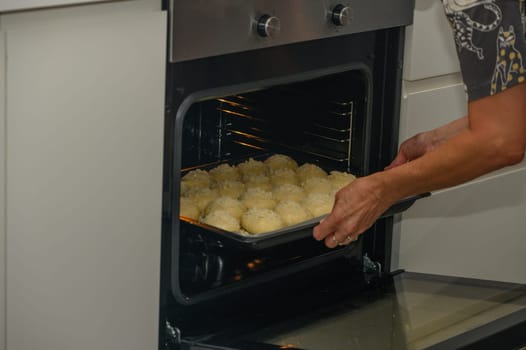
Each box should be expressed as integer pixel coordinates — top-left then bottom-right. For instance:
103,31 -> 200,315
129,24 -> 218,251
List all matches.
443,0 -> 526,101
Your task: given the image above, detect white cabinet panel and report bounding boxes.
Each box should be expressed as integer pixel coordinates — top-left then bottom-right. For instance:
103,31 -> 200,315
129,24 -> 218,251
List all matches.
0,0 -> 111,12
404,0 -> 460,81
0,0 -> 159,27
0,30 -> 5,350
396,73 -> 526,283
5,10 -> 166,350
400,74 -> 467,142
398,167 -> 526,284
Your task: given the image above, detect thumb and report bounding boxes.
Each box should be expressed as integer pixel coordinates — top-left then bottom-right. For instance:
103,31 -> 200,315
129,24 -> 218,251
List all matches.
385,152 -> 408,170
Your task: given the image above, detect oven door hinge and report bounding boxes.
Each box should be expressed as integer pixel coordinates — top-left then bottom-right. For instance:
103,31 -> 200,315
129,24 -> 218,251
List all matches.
363,253 -> 382,284
164,320 -> 182,346
165,321 -> 235,350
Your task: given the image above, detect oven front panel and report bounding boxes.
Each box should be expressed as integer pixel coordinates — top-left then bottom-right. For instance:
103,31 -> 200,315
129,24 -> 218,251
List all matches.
160,26 -> 406,314
160,24 -> 410,348
168,0 -> 415,62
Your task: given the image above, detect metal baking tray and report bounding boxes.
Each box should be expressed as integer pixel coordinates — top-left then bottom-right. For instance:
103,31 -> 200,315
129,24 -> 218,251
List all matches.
180,152 -> 429,250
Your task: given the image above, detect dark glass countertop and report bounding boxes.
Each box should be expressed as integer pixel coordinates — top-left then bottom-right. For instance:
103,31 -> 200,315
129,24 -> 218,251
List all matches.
241,272 -> 526,350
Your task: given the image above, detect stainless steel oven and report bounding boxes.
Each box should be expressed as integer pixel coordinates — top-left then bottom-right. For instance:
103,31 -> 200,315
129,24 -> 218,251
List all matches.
156,1 -> 469,349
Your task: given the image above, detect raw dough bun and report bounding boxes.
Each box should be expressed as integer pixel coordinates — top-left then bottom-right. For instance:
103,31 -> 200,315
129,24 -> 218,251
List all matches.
302,193 -> 334,217
185,187 -> 219,211
243,174 -> 272,191
181,169 -> 212,187
270,168 -> 299,186
209,163 -> 241,182
204,197 -> 245,220
273,184 -> 306,203
275,200 -> 312,226
296,163 -> 328,182
201,210 -> 240,232
180,181 -> 193,196
216,180 -> 245,199
302,177 -> 333,195
241,188 -> 277,209
328,170 -> 356,191
241,208 -> 284,234
264,154 -> 298,173
180,197 -> 200,220
237,158 -> 268,177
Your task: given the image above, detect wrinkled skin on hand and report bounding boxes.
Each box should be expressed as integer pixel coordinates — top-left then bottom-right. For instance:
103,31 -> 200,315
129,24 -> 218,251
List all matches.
313,131 -> 437,249
312,175 -> 395,248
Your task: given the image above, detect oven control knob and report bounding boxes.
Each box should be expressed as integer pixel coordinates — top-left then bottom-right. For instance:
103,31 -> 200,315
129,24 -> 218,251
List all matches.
331,4 -> 352,26
257,15 -> 280,38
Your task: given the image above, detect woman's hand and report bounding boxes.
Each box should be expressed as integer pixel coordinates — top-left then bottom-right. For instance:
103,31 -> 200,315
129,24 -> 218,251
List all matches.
386,131 -> 436,169
387,116 -> 469,170
312,174 -> 395,248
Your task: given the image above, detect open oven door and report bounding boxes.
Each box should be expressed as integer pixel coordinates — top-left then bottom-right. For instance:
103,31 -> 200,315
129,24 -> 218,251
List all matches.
170,271 -> 526,350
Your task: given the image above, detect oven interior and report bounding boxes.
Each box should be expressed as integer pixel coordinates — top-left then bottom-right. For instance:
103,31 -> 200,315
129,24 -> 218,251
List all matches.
180,70 -> 369,175
175,68 -> 372,300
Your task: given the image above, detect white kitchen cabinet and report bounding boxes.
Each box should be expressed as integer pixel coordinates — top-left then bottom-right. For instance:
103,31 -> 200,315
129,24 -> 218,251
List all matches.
0,0 -> 108,13
395,58 -> 526,284
403,0 -> 460,81
0,28 -> 6,350
399,74 -> 466,142
2,5 -> 166,350
398,167 -> 526,284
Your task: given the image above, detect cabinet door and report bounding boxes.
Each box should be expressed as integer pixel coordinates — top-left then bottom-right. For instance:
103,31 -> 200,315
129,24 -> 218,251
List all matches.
5,9 -> 166,350
398,167 -> 526,283
0,29 -> 6,350
404,0 -> 460,81
0,0 -> 109,13
395,80 -> 526,284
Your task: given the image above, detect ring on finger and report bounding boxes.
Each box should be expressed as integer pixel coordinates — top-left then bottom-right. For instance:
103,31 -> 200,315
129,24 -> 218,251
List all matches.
332,234 -> 340,245
338,235 -> 354,246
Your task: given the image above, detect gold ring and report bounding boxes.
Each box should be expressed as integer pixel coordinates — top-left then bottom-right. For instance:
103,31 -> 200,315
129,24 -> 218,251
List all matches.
332,234 -> 340,245
345,235 -> 353,242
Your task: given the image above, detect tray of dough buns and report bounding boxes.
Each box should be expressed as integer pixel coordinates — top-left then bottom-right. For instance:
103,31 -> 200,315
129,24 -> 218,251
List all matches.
179,153 -> 429,249
179,154 -> 357,247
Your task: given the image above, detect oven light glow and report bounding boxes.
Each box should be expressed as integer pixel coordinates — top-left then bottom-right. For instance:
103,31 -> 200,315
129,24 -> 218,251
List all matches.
216,98 -> 253,111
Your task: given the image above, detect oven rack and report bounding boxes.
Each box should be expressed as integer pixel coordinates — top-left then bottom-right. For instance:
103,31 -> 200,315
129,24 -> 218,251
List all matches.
215,94 -> 356,172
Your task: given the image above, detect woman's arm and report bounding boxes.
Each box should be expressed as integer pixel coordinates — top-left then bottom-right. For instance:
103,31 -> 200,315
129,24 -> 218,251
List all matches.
313,82 -> 526,248
386,115 -> 469,169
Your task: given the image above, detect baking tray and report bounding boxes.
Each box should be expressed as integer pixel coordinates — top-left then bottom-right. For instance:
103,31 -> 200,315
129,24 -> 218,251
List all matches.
180,193 -> 430,251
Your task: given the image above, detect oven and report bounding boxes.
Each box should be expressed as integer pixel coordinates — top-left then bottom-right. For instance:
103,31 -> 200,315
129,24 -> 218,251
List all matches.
159,1 -> 421,348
